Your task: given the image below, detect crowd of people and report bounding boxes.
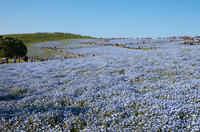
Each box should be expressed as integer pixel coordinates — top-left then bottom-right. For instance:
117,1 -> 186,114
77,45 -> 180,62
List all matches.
0,56 -> 36,64
0,54 -> 87,64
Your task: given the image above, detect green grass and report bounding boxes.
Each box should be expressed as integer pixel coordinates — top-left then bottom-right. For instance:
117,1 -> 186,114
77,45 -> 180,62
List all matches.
2,32 -> 96,45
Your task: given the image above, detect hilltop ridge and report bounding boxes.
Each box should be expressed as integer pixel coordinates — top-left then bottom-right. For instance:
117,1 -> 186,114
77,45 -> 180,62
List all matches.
2,32 -> 96,45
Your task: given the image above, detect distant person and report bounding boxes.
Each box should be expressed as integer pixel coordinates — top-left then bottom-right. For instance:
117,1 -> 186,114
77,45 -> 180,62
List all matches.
24,56 -> 28,62
31,58 -> 35,62
18,57 -> 21,63
13,56 -> 16,63
28,57 -> 31,62
5,57 -> 9,64
2,58 -> 6,64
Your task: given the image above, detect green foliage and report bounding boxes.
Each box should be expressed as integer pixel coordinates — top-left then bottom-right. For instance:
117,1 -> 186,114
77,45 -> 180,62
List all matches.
0,36 -> 27,57
3,32 -> 96,45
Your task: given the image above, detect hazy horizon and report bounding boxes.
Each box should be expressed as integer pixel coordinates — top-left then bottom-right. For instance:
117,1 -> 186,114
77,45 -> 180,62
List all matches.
0,0 -> 200,38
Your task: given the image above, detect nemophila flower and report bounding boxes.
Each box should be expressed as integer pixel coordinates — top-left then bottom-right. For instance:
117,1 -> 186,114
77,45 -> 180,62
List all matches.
1,38 -> 200,130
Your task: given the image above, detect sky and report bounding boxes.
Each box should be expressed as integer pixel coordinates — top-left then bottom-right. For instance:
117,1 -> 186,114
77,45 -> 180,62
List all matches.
0,0 -> 200,38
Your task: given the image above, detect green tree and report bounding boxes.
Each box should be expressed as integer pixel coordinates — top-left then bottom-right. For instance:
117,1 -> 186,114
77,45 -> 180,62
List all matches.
0,37 -> 27,57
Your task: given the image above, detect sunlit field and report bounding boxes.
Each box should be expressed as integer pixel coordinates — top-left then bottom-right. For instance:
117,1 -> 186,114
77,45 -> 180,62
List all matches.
1,38 -> 200,131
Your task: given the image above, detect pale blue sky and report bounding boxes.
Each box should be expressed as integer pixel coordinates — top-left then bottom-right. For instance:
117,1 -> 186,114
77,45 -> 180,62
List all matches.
0,0 -> 199,38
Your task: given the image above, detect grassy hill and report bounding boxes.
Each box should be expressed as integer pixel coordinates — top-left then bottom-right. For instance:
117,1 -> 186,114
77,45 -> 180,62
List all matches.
2,32 -> 95,45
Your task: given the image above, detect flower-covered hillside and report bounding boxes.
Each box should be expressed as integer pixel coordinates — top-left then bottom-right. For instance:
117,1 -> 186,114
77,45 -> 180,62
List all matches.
1,40 -> 200,131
